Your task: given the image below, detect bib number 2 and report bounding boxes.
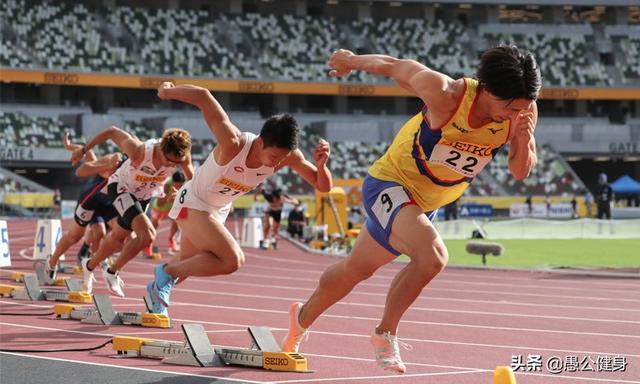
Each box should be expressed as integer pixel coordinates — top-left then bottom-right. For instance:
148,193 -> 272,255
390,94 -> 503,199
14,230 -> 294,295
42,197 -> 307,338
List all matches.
429,143 -> 490,178
445,150 -> 479,173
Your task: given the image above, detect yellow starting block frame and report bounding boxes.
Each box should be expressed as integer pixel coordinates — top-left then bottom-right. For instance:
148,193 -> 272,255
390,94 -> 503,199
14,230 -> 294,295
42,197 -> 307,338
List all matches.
11,264 -> 82,287
53,294 -> 171,328
0,274 -> 91,303
113,324 -> 310,372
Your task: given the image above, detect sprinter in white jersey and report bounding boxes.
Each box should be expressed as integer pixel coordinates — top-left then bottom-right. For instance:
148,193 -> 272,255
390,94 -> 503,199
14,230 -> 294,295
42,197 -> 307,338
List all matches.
70,127 -> 193,295
146,82 -> 332,316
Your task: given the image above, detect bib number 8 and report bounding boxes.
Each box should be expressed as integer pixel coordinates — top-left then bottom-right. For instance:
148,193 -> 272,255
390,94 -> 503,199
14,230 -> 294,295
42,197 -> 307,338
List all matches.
179,188 -> 187,203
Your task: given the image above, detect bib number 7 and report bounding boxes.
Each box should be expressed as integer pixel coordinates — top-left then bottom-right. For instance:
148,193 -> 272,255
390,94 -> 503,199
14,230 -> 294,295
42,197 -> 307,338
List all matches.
114,193 -> 136,216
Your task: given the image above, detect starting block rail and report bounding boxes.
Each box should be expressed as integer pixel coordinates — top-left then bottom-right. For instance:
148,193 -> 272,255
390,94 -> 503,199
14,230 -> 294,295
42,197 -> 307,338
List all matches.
53,294 -> 171,328
112,324 -> 310,372
0,274 -> 91,303
10,264 -> 81,287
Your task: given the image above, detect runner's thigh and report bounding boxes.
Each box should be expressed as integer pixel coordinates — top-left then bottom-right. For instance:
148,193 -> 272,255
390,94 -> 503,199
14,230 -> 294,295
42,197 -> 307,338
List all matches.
178,208 -> 241,261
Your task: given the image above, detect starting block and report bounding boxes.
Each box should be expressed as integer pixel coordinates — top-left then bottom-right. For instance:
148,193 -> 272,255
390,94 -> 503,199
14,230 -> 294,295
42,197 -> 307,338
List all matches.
113,323 -> 310,372
0,274 -> 91,303
11,263 -> 81,287
53,294 -> 170,328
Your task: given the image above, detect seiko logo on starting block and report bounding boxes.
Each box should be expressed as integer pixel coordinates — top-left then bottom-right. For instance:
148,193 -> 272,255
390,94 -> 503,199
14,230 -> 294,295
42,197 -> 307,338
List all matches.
264,357 -> 289,366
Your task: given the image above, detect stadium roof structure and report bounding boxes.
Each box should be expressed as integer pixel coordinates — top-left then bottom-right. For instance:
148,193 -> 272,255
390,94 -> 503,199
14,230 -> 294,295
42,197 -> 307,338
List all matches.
611,175 -> 640,194
346,0 -> 638,5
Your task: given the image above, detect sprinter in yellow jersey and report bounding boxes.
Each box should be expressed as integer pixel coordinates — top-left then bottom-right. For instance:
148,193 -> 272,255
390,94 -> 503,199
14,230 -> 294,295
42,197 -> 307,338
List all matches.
281,45 -> 541,373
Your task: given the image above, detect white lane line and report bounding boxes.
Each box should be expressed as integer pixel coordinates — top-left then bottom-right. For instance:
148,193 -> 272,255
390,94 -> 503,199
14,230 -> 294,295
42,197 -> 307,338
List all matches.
272,370 -> 486,383
244,250 -> 640,290
240,262 -> 640,294
115,261 -> 640,305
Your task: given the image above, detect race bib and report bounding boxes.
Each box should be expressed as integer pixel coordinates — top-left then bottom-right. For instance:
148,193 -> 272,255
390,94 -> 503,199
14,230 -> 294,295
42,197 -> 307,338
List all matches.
74,205 -> 94,222
210,177 -> 252,197
429,143 -> 491,178
113,193 -> 136,216
371,186 -> 411,229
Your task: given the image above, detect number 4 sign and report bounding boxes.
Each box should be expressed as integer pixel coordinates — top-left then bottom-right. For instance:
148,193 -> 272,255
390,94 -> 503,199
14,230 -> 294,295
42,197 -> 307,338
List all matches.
32,220 -> 65,261
0,220 -> 10,267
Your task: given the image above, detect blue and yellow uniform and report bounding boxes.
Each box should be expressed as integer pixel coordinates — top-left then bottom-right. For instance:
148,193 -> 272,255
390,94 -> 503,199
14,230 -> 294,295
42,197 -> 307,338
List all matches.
364,78 -> 511,255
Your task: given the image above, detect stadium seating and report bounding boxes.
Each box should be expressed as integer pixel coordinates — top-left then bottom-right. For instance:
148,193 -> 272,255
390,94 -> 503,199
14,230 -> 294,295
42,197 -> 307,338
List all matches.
486,144 -> 585,196
0,176 -> 36,193
349,18 -> 474,81
0,111 -> 71,148
480,24 -> 612,86
223,13 -> 340,81
2,2 -> 637,86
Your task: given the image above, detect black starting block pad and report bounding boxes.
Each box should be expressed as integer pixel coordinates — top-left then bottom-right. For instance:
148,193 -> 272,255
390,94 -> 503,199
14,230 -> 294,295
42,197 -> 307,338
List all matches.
112,324 -> 310,372
53,294 -> 171,328
0,274 -> 91,303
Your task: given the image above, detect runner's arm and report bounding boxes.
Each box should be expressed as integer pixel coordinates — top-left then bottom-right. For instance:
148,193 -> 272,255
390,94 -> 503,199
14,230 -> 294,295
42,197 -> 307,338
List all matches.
508,103 -> 538,180
71,126 -> 144,166
180,153 -> 195,180
157,82 -> 242,154
62,131 -> 98,162
282,140 -> 332,192
75,153 -> 122,177
328,49 -> 456,109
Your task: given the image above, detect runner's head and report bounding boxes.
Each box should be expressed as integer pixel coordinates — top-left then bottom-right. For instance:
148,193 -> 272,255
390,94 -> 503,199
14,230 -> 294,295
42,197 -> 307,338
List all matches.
258,114 -> 299,167
160,128 -> 191,166
476,45 -> 541,123
171,171 -> 186,189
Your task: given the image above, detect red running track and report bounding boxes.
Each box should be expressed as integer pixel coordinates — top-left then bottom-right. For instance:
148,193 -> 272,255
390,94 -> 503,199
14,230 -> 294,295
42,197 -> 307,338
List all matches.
1,218 -> 639,383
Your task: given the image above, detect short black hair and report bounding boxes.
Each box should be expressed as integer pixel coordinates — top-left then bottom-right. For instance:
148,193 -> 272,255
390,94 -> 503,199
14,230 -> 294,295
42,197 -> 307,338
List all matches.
260,114 -> 299,150
477,45 -> 541,101
172,171 -> 186,183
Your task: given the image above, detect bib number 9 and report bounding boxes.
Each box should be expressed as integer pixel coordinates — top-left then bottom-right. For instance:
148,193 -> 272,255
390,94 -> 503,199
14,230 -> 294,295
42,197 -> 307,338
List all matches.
371,186 -> 410,229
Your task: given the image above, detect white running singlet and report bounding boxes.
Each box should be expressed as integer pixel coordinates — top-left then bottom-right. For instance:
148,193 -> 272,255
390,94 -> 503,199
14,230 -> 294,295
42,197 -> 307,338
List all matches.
109,139 -> 176,201
169,132 -> 274,223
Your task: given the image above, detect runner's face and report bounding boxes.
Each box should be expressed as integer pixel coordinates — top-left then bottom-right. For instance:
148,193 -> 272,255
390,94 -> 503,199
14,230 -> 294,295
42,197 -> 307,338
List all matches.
487,94 -> 533,123
260,146 -> 291,168
161,150 -> 185,167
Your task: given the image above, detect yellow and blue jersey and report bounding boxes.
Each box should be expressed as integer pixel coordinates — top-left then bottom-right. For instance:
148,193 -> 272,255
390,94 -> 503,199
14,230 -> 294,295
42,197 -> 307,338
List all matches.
368,78 -> 511,212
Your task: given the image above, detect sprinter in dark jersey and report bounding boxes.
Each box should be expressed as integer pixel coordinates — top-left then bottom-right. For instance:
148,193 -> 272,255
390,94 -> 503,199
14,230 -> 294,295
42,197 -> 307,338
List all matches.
44,133 -> 124,284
